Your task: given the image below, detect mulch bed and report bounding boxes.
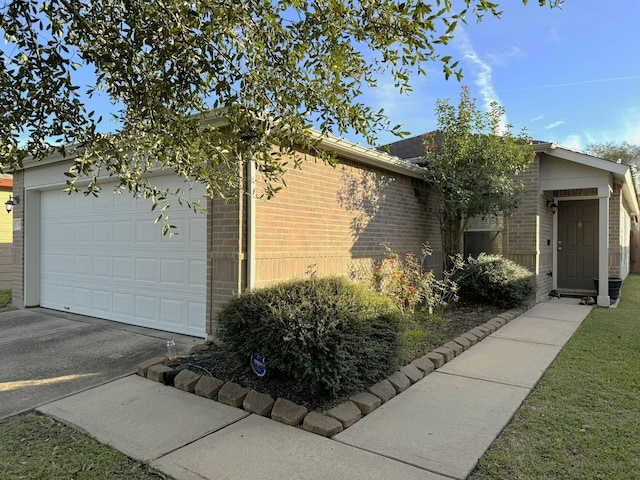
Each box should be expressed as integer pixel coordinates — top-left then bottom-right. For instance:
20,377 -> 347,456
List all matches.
169,301 -> 505,412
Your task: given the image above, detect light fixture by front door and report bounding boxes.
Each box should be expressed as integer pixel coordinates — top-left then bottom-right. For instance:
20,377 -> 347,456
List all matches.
547,199 -> 558,215
5,195 -> 19,214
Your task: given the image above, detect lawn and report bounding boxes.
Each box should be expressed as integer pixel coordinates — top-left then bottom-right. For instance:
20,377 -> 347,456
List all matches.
470,274 -> 640,479
0,289 -> 15,313
0,413 -> 168,480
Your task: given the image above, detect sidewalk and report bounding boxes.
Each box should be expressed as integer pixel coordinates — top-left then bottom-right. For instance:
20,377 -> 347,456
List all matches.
37,298 -> 591,480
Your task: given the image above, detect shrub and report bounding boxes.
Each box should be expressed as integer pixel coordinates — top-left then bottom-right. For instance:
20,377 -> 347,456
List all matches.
370,242 -> 461,313
455,253 -> 534,308
216,277 -> 405,398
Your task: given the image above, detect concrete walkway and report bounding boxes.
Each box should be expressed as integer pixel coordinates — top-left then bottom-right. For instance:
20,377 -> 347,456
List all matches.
37,298 -> 591,480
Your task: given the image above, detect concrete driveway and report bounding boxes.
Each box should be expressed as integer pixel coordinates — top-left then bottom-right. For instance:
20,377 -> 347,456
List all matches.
0,308 -> 202,419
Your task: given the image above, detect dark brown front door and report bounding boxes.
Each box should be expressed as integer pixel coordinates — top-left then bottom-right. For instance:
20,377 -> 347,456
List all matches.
557,200 -> 599,290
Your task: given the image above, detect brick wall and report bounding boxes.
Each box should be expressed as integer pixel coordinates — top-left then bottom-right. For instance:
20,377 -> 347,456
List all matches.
207,185 -> 247,336
502,157 -> 552,300
253,154 -> 440,288
609,184 -> 634,279
11,171 -> 24,307
608,185 -> 622,278
537,192 -> 555,300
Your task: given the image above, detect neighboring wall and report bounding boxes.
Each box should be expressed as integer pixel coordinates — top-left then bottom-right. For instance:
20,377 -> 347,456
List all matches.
0,183 -> 12,289
253,154 -> 441,288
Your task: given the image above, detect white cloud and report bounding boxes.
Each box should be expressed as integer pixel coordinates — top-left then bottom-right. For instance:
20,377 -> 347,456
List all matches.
453,28 -> 507,132
559,135 -> 583,151
545,121 -> 564,130
485,46 -> 523,67
501,75 -> 640,93
625,128 -> 640,144
530,115 -> 544,122
619,107 -> 640,144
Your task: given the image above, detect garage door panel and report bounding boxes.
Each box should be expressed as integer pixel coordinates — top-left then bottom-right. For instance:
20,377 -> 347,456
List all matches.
92,291 -> 110,313
74,255 -> 91,276
40,177 -> 207,337
58,285 -> 74,305
41,253 -> 56,274
161,218 -> 186,244
75,288 -> 91,309
161,258 -> 186,284
160,299 -> 183,326
93,222 -> 112,242
75,224 -> 93,243
190,217 -> 206,245
113,256 -> 134,280
112,293 -> 132,316
114,221 -> 133,243
58,255 -> 74,274
135,258 -> 158,283
188,303 -> 206,330
189,260 -> 206,287
135,219 -> 159,244
93,256 -> 111,277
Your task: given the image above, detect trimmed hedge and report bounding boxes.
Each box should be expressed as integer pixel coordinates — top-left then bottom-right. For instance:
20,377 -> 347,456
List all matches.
456,253 -> 534,308
217,277 -> 405,398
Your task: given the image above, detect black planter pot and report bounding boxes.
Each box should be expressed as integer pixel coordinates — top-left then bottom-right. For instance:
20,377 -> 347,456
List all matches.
593,277 -> 623,301
162,368 -> 182,386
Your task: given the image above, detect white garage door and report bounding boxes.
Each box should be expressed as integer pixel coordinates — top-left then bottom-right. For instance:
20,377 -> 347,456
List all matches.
40,176 -> 207,337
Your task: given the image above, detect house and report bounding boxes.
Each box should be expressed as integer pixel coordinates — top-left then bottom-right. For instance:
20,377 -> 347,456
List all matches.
384,134 -> 640,307
0,174 -> 14,289
12,126 -> 636,340
10,133 -> 442,340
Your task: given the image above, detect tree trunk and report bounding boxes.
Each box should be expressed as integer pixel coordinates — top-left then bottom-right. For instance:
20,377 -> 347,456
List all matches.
441,213 -> 463,270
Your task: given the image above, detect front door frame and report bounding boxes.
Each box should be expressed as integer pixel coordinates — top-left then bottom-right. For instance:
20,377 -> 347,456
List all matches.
555,199 -> 599,291
550,187 -> 610,306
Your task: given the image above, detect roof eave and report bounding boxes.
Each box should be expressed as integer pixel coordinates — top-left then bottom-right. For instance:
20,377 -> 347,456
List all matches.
313,132 -> 426,179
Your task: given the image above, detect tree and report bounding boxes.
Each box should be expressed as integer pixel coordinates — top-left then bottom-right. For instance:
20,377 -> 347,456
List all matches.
585,141 -> 640,167
421,86 -> 534,267
1,0 -> 560,229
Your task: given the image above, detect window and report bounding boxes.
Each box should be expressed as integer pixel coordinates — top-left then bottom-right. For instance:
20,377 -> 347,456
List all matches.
463,215 -> 503,258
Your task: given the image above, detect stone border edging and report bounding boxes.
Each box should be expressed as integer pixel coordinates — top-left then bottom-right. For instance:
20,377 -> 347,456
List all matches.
136,301 -> 534,438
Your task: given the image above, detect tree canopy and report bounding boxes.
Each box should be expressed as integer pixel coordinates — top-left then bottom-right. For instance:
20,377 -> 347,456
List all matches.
585,141 -> 640,167
1,0 -> 560,227
421,86 -> 534,265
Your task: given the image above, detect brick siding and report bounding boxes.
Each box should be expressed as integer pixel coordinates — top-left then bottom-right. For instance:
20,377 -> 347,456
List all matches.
205,154 -> 440,337
253,155 -> 440,290
11,170 -> 24,308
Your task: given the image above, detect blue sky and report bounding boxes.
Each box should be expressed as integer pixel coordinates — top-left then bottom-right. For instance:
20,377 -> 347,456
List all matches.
6,1 -> 637,153
360,0 -> 640,152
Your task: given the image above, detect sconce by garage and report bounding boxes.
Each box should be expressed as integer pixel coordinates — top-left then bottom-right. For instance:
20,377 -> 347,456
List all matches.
5,195 -> 19,214
547,199 -> 558,215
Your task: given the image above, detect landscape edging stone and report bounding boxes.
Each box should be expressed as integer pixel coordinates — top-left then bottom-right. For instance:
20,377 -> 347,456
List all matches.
137,302 -> 534,437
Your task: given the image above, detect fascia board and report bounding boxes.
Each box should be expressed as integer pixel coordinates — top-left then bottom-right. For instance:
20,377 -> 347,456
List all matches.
313,132 -> 426,179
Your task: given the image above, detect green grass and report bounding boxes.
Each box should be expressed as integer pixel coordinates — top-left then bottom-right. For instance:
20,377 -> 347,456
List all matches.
0,289 -> 15,312
470,274 -> 640,480
0,413 -> 168,480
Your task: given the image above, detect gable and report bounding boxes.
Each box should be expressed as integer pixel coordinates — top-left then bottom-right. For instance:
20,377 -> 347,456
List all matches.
540,156 -> 611,192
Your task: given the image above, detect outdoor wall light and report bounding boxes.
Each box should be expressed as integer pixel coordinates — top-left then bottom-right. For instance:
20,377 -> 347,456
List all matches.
5,195 -> 19,214
547,200 -> 558,215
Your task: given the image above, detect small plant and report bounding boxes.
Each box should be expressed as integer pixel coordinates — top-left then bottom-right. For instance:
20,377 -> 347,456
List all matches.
216,277 -> 405,398
370,243 -> 462,313
455,253 -> 534,308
